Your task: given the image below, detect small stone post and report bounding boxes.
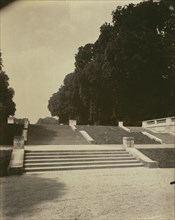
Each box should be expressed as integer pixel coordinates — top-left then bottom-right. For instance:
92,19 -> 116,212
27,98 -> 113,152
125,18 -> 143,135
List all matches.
123,137 -> 134,147
13,136 -> 24,149
69,120 -> 77,126
8,116 -> 15,124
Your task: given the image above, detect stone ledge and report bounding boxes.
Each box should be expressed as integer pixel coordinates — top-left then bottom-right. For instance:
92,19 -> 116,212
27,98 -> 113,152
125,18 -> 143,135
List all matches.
79,130 -> 94,144
70,125 -> 77,132
118,122 -> 131,132
8,149 -> 24,175
142,131 -> 162,143
125,147 -> 158,168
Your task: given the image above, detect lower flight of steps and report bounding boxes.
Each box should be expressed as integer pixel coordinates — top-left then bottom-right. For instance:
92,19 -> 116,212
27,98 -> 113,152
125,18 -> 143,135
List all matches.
23,149 -> 144,173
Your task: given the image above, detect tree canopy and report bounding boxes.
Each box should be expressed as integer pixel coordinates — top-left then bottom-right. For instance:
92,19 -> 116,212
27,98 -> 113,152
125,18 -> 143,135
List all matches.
48,0 -> 175,125
0,52 -> 16,124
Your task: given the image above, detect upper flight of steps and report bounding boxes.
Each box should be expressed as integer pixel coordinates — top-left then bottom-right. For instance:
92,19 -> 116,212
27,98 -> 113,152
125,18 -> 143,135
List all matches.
128,127 -> 175,144
24,148 -> 144,173
77,126 -> 159,144
28,125 -> 88,145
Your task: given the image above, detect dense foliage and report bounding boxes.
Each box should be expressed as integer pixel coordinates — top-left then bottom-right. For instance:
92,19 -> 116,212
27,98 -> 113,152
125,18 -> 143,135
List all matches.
0,52 -> 16,124
48,0 -> 175,125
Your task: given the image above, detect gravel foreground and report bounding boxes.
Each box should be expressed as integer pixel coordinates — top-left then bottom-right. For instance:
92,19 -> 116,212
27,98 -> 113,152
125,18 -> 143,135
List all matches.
0,167 -> 174,220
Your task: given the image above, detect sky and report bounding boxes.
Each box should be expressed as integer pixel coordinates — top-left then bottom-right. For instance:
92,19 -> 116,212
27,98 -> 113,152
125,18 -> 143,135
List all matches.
1,0 -> 142,123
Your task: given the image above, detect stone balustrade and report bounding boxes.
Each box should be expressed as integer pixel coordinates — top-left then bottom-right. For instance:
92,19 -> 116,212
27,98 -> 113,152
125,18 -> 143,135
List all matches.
142,116 -> 175,133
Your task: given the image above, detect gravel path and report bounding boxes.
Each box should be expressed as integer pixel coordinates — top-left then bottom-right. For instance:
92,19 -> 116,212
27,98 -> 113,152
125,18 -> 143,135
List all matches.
0,167 -> 174,220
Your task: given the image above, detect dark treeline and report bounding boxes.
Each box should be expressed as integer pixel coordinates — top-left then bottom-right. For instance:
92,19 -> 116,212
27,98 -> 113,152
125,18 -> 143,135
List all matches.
0,52 -> 16,124
48,0 -> 175,125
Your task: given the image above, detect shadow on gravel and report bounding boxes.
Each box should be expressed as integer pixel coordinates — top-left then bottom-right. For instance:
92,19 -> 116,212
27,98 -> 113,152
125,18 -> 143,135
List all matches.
0,150 -> 12,177
1,174 -> 66,218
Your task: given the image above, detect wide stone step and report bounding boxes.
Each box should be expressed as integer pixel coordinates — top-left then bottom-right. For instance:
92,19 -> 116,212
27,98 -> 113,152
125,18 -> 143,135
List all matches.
24,163 -> 144,172
24,156 -> 136,163
24,159 -> 139,167
25,149 -> 125,153
25,151 -> 127,156
24,153 -> 132,159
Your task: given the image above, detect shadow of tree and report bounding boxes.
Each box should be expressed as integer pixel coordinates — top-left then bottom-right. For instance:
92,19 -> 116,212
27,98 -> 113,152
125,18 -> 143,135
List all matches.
1,174 -> 66,218
0,150 -> 12,177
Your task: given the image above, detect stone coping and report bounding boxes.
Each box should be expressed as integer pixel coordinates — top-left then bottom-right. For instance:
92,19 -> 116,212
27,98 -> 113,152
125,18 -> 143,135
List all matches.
135,144 -> 174,149
79,130 -> 94,144
142,131 -> 162,143
1,144 -> 174,151
0,145 -> 13,150
69,124 -> 77,132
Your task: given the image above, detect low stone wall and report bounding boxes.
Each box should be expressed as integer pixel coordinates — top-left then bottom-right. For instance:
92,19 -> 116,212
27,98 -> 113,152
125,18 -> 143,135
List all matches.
123,137 -> 158,168
125,147 -> 158,168
8,119 -> 29,175
8,149 -> 24,175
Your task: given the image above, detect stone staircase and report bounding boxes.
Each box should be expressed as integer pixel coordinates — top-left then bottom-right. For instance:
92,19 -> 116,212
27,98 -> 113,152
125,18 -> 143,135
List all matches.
77,125 -> 159,144
23,148 -> 144,173
128,127 -> 175,144
28,125 -> 88,145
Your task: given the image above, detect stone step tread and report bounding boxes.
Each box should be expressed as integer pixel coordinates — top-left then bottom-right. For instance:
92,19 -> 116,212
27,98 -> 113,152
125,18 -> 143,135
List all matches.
24,153 -> 131,159
25,151 -> 128,156
24,159 -> 140,167
24,156 -> 136,163
24,163 -> 144,172
25,149 -> 125,153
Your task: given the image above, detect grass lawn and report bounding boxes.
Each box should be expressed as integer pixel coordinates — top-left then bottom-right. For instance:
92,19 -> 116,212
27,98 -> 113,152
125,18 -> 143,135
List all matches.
139,148 -> 175,168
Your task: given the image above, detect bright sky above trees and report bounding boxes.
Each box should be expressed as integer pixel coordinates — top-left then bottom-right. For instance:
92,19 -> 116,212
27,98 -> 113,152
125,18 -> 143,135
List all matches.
1,0 -> 142,123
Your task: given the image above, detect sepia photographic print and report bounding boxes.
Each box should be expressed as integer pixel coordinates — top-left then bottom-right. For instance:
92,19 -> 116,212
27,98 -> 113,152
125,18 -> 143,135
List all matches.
0,0 -> 175,219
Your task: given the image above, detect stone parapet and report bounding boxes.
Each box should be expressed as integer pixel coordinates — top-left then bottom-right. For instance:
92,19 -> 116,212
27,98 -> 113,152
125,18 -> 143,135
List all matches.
142,116 -> 175,133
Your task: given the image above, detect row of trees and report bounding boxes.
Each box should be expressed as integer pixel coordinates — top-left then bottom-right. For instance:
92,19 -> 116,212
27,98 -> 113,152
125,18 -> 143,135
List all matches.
0,52 -> 16,124
48,0 -> 175,125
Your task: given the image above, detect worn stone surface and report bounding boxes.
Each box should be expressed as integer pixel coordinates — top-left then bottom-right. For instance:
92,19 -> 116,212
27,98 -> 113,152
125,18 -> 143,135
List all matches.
0,167 -> 174,220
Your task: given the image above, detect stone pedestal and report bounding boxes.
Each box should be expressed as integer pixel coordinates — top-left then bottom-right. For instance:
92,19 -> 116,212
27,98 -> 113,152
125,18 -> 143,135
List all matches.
119,121 -> 123,127
8,116 -> 15,124
22,129 -> 28,142
123,137 -> 134,147
24,119 -> 29,129
13,136 -> 24,149
69,120 -> 77,126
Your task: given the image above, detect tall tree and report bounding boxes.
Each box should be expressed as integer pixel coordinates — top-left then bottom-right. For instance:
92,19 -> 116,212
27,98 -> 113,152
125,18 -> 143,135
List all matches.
48,0 -> 175,125
0,52 -> 16,124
